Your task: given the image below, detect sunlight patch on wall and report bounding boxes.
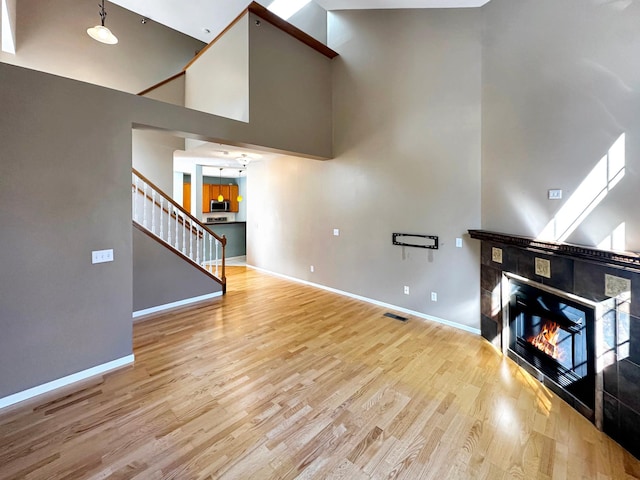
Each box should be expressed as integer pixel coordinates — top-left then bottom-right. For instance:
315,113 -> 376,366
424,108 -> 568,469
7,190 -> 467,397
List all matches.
538,133 -> 626,243
1,0 -> 17,54
597,222 -> 626,251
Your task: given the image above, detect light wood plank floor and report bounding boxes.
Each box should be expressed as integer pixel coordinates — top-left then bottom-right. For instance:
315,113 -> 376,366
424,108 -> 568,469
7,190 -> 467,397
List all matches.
1,267 -> 639,479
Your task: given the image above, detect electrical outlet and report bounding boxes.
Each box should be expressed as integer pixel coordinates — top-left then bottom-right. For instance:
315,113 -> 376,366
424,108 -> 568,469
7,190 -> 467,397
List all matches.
404,286 -> 410,295
92,249 -> 114,264
431,292 -> 438,302
333,228 -> 340,236
455,238 -> 463,248
310,265 -> 314,273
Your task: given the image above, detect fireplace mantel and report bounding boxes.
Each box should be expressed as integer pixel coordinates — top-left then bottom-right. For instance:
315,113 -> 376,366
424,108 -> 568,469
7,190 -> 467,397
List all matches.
468,229 -> 640,270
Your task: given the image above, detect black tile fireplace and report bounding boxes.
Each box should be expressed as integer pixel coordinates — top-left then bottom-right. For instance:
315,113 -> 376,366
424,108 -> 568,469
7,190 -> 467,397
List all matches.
469,229 -> 640,460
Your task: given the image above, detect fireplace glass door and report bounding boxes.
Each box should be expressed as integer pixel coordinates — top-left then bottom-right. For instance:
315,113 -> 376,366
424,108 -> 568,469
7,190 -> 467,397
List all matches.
509,280 -> 595,408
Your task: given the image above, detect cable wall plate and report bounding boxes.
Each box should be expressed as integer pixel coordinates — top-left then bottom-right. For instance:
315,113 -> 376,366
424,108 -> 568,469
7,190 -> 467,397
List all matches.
392,233 -> 439,250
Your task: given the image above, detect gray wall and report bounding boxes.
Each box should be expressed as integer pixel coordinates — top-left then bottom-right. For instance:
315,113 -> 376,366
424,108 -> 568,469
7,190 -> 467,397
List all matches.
247,9 -> 482,329
482,0 -> 640,251
0,43 -> 332,398
132,129 -> 185,193
133,227 -> 222,312
0,0 -> 203,94
248,12 -> 333,159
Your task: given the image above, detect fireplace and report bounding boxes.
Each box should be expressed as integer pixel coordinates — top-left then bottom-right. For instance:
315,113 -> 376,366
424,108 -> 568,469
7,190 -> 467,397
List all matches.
508,277 -> 596,414
469,229 -> 640,461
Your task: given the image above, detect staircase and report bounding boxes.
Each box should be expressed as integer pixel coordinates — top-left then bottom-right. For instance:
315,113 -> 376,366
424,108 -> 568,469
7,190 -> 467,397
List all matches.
132,168 -> 227,293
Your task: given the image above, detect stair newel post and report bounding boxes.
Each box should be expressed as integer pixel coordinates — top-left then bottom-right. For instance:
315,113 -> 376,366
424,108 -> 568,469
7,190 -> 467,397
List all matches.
221,235 -> 227,293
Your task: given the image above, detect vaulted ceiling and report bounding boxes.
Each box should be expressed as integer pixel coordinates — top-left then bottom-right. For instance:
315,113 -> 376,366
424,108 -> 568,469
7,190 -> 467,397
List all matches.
110,0 -> 491,43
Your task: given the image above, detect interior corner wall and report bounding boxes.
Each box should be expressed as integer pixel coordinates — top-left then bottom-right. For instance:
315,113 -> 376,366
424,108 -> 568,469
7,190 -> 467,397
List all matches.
247,9 -> 482,329
132,129 -> 185,193
248,12 -> 332,159
482,0 -> 640,251
184,14 -> 250,122
0,0 -> 203,94
142,74 -> 185,107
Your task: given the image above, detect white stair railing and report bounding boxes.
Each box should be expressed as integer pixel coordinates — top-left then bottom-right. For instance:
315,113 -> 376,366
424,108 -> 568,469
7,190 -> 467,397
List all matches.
132,169 -> 226,287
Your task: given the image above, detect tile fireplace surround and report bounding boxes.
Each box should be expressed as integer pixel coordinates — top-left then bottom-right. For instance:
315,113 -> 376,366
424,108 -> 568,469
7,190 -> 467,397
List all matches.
469,230 -> 640,460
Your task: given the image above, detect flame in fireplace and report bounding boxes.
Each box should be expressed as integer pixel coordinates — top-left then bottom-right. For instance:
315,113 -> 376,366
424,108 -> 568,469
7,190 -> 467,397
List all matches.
529,319 -> 563,360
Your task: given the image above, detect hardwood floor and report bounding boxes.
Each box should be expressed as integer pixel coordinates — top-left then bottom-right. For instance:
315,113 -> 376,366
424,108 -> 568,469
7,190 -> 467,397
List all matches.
1,266 -> 639,479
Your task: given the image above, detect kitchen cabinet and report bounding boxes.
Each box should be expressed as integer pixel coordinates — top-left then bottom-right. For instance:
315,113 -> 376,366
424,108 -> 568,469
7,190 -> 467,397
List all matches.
202,184 -> 212,212
210,184 -> 239,212
184,183 -> 239,213
183,183 -> 191,212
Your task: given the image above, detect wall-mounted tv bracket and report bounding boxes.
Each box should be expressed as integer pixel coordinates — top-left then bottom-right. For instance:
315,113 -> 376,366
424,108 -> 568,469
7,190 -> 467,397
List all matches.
392,233 -> 439,250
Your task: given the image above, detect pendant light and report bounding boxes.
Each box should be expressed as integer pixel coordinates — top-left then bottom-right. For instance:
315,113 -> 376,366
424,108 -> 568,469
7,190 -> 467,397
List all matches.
87,0 -> 119,45
237,170 -> 243,203
217,168 -> 224,202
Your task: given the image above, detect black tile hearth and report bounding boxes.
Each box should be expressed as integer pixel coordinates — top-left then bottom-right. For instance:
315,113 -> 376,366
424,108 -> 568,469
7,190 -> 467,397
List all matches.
603,392 -> 619,438
630,315 -> 640,365
619,403 -> 640,459
481,314 -> 500,348
618,359 -> 640,414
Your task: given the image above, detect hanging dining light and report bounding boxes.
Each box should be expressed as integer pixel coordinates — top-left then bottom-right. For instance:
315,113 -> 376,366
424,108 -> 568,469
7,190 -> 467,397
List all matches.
87,0 -> 119,45
217,168 -> 224,202
237,170 -> 243,203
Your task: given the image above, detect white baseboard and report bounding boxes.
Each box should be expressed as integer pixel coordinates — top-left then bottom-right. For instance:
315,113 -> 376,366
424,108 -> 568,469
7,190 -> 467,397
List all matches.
0,354 -> 135,411
132,291 -> 222,319
247,265 -> 481,336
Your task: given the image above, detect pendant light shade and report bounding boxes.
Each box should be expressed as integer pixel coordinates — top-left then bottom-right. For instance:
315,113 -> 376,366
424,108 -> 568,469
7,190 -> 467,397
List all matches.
217,168 -> 224,202
237,170 -> 243,203
88,1 -> 118,45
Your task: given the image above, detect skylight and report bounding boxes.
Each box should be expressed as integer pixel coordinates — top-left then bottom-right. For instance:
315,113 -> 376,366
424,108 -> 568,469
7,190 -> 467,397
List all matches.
268,0 -> 311,20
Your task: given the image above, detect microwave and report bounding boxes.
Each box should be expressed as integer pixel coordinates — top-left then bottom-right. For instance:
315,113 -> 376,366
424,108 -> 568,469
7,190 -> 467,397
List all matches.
210,200 -> 230,212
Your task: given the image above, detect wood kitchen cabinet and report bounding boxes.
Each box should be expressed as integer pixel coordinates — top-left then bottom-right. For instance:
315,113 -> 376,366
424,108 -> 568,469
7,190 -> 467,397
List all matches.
202,184 -> 212,212
183,183 -> 191,212
184,183 -> 239,213
210,184 -> 239,212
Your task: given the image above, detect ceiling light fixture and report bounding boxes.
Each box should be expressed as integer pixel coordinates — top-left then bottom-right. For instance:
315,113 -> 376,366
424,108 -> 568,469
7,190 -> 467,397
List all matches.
237,154 -> 251,168
87,0 -> 118,45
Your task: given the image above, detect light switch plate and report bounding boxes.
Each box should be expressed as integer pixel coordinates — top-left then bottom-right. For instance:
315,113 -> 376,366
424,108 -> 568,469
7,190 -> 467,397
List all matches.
333,229 -> 340,236
548,189 -> 563,200
456,238 -> 463,248
92,249 -> 114,264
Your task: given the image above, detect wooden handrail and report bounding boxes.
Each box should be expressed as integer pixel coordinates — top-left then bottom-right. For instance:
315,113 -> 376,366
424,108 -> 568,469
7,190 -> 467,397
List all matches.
132,168 -> 226,246
138,71 -> 185,97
